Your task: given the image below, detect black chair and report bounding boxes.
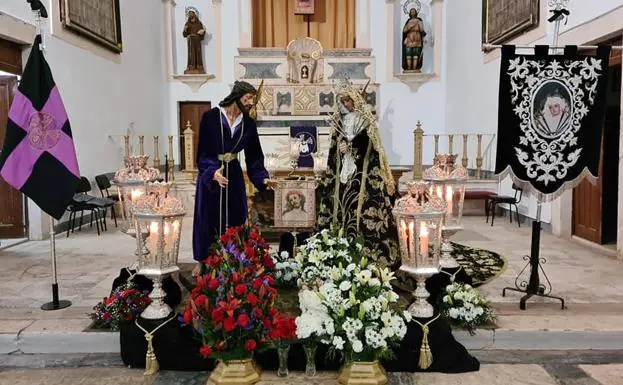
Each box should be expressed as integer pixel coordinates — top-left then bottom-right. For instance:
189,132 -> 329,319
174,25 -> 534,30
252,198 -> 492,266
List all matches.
95,174 -> 118,226
486,184 -> 523,227
66,177 -> 116,236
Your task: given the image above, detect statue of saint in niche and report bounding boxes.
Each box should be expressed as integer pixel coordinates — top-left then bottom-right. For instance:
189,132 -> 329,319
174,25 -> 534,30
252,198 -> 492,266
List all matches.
402,5 -> 427,72
183,7 -> 206,74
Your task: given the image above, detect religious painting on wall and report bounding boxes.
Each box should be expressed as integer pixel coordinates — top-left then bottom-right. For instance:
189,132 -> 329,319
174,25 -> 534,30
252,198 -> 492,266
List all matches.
290,126 -> 318,168
400,0 -> 434,73
495,45 -> 612,202
294,0 -> 315,15
274,179 -> 316,228
60,0 -> 122,53
482,0 -> 539,46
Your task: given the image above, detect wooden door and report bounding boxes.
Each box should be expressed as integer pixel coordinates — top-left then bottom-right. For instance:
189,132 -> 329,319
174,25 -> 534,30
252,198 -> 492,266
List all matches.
0,75 -> 25,238
179,101 -> 211,170
572,156 -> 603,243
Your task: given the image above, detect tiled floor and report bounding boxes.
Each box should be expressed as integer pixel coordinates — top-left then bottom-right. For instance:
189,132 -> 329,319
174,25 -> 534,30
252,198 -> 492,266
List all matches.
2,350 -> 623,385
0,215 -> 622,334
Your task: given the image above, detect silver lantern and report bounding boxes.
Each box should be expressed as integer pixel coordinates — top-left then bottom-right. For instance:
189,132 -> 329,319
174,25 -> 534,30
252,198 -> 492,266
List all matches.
113,155 -> 160,259
423,154 -> 467,269
392,181 -> 446,318
132,182 -> 185,319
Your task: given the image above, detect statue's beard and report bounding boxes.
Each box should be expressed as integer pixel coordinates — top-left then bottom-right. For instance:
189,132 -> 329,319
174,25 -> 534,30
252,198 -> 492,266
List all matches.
236,99 -> 252,115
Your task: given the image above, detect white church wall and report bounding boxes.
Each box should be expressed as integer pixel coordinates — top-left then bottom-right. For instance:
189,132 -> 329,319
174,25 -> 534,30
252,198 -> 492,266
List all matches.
370,0 -> 447,166
444,0 -> 623,225
0,0 -> 168,238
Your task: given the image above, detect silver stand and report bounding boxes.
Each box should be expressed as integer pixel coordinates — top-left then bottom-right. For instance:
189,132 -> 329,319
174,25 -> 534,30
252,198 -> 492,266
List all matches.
41,215 -> 71,311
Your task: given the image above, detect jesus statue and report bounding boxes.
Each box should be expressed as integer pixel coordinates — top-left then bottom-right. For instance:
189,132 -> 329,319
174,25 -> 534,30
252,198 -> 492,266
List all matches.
192,81 -> 279,263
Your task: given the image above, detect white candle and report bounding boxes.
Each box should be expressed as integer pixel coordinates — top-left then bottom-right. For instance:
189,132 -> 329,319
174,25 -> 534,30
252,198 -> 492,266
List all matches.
408,221 -> 415,264
149,221 -> 159,255
131,189 -> 143,202
419,222 -> 429,259
436,186 -> 442,198
400,220 -> 408,257
164,222 -> 171,251
172,220 -> 180,241
446,186 -> 453,216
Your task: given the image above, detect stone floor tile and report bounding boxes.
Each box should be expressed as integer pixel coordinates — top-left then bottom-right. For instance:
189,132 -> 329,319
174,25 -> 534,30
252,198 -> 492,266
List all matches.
0,368 -> 156,385
0,320 -> 35,334
412,364 -> 558,384
578,364 -> 623,385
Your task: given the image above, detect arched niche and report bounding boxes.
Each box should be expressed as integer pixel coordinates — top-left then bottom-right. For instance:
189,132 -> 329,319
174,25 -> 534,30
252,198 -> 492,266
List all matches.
387,0 -> 443,91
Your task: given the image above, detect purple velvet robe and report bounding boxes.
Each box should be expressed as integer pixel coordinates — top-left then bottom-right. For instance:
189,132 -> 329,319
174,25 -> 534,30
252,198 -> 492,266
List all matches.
192,108 -> 269,261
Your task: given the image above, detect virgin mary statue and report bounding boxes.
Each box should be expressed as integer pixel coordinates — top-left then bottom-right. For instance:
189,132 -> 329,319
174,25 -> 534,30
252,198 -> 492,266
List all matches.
317,80 -> 399,268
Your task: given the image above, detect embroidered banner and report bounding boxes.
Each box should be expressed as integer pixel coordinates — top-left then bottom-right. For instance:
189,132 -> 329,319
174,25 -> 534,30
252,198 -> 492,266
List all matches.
494,45 -> 611,202
0,35 -> 80,219
290,126 -> 317,168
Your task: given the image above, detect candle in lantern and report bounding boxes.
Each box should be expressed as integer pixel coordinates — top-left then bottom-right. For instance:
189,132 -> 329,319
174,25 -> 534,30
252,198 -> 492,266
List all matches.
163,222 -> 171,251
131,189 -> 143,202
436,186 -> 442,198
400,220 -> 408,257
172,220 -> 180,241
446,186 -> 453,216
419,222 -> 429,259
408,221 -> 415,264
149,221 -> 159,256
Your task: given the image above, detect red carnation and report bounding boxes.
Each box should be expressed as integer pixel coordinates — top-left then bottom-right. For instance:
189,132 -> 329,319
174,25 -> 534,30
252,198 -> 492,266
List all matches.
183,307 -> 193,324
253,308 -> 263,318
208,279 -> 219,290
263,319 -> 272,329
252,278 -> 263,291
211,309 -> 225,324
194,294 -> 207,307
235,284 -> 247,295
244,339 -> 257,352
200,345 -> 213,358
224,317 -> 236,332
246,293 -> 258,306
238,313 -> 250,328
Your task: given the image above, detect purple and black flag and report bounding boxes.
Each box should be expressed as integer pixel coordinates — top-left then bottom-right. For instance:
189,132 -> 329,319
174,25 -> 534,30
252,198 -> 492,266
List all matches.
0,35 -> 79,219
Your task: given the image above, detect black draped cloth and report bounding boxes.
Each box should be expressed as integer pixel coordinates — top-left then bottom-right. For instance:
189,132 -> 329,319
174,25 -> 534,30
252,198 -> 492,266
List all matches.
495,45 -> 611,201
121,314 -> 479,373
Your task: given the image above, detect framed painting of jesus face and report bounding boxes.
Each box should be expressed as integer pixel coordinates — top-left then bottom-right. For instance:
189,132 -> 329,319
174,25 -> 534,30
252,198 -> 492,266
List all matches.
294,0 -> 315,15
274,179 -> 316,228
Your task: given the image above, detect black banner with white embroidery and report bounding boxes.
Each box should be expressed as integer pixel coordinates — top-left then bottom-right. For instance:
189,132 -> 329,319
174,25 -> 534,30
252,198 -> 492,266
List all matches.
495,45 -> 611,202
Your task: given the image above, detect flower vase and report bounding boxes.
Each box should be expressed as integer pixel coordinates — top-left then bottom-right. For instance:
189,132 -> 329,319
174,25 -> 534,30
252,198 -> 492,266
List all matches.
277,344 -> 290,377
207,358 -> 260,385
337,360 -> 387,385
303,342 -> 317,376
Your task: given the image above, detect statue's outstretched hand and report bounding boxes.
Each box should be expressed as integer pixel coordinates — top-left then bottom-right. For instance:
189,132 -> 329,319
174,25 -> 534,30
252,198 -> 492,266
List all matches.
213,166 -> 229,187
264,178 -> 281,190
339,141 -> 348,154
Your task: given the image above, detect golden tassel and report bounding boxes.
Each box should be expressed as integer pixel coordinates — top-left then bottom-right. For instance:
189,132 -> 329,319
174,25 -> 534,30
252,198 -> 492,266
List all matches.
134,314 -> 176,377
144,334 -> 159,376
413,314 -> 440,370
418,325 -> 433,369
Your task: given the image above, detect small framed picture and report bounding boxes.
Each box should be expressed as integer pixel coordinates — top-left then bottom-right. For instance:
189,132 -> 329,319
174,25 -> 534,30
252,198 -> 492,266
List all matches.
274,179 -> 316,228
294,0 -> 315,15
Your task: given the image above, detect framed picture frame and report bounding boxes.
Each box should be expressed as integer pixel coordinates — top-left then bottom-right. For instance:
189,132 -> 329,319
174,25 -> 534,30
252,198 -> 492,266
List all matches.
294,0 -> 315,16
273,179 -> 316,229
482,0 -> 539,46
60,0 -> 123,53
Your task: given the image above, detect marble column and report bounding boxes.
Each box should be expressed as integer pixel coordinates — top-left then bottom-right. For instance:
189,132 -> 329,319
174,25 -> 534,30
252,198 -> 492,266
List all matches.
162,0 -> 176,78
356,0 -> 371,48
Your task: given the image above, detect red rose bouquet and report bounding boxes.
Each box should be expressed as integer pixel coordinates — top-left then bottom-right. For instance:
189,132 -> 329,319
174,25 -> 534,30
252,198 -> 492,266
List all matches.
91,282 -> 151,331
181,225 -> 288,361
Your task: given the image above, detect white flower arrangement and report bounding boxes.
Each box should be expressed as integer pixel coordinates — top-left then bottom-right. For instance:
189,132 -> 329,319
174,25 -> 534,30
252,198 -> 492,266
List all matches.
294,227 -> 362,288
295,289 -> 334,343
271,250 -> 300,288
313,257 -> 410,361
440,282 -> 495,335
